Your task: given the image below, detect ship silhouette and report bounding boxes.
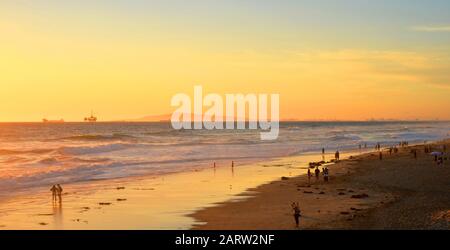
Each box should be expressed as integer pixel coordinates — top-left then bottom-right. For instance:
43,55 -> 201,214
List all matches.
42,118 -> 64,123
84,111 -> 97,122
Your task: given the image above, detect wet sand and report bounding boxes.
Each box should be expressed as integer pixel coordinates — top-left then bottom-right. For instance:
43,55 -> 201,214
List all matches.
1,141 -> 448,230
192,140 -> 450,230
0,152 -> 347,229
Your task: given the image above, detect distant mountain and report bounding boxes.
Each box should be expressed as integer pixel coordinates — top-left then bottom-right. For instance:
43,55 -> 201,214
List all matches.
118,114 -> 286,122
126,114 -> 172,122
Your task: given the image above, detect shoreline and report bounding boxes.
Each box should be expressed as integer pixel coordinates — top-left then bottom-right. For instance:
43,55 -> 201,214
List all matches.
0,144 -> 368,204
191,139 -> 450,230
0,149 -> 353,229
0,139 -> 448,229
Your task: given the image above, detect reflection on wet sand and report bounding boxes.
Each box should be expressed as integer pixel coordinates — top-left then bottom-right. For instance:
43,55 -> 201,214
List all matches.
52,196 -> 63,229
0,151 -> 362,229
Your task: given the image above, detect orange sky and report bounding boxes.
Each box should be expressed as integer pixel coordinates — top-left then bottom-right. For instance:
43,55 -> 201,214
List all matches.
1,1 -> 450,122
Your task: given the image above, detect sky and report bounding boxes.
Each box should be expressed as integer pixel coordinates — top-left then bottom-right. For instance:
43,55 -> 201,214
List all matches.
1,0 -> 450,121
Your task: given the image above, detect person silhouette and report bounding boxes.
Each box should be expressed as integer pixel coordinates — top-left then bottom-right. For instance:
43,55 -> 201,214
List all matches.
315,167 -> 320,180
50,185 -> 58,202
307,168 -> 312,183
291,202 -> 301,228
56,184 -> 63,202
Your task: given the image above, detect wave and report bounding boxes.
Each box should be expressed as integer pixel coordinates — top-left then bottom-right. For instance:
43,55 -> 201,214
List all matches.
60,133 -> 136,141
329,134 -> 362,141
60,143 -> 138,155
38,157 -> 59,164
0,121 -> 448,194
0,154 -> 271,191
0,148 -> 55,156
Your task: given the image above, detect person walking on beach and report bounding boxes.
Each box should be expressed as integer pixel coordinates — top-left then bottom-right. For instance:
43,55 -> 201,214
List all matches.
307,169 -> 312,183
291,202 -> 301,228
56,184 -> 63,202
437,156 -> 444,167
322,148 -> 325,155
323,168 -> 329,182
335,151 -> 340,161
315,167 -> 320,181
50,185 -> 58,202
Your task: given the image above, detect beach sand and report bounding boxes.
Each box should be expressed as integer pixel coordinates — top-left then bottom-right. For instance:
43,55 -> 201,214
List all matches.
0,141 -> 448,230
192,140 -> 450,230
0,153 -> 336,229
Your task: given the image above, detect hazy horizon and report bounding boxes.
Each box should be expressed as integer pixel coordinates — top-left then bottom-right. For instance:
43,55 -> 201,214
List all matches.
1,0 -> 450,122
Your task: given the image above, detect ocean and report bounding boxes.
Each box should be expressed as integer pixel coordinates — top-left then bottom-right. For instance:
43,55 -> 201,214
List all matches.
0,121 -> 449,193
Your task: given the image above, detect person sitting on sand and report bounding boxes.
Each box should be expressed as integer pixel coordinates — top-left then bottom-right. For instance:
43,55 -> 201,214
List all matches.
291,202 -> 301,228
50,185 -> 58,202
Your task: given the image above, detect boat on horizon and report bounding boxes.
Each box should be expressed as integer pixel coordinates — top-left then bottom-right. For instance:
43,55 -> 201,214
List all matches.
42,118 -> 65,123
84,111 -> 98,122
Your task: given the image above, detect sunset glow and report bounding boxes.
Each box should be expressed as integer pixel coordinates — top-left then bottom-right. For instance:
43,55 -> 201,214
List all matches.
1,0 -> 450,121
